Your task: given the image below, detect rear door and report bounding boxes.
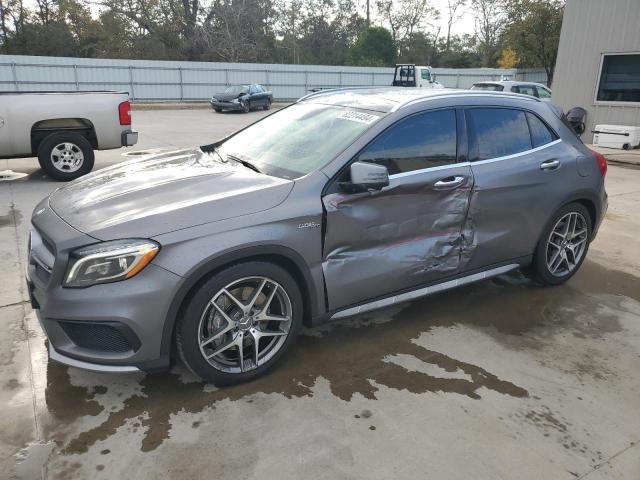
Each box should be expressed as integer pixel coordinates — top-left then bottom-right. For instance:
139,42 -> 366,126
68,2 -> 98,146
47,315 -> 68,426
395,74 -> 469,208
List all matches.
322,108 -> 473,310
463,106 -> 576,270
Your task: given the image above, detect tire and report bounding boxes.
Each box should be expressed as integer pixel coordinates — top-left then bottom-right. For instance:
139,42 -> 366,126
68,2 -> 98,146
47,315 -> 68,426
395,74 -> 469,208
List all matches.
37,131 -> 94,181
530,202 -> 592,285
214,108 -> 222,113
263,99 -> 271,111
623,143 -> 630,150
240,100 -> 250,113
176,261 -> 303,385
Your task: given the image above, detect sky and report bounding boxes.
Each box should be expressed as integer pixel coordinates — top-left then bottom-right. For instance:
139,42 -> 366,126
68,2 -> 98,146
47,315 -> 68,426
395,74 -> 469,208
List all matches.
429,0 -> 477,36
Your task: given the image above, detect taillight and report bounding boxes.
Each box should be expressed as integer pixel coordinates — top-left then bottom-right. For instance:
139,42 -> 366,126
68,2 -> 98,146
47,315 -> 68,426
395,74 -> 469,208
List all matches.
118,101 -> 132,125
592,150 -> 607,176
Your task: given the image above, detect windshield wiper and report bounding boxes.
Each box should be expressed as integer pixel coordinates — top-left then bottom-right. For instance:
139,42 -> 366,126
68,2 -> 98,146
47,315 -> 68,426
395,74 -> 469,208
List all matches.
226,154 -> 262,174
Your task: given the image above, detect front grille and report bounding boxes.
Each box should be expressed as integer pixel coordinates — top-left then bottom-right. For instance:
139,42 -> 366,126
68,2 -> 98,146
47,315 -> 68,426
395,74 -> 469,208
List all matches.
59,321 -> 136,353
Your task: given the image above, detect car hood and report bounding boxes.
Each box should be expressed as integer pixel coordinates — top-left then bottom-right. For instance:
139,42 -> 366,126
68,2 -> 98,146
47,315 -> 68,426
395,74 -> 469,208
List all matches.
48,148 -> 293,240
212,92 -> 242,101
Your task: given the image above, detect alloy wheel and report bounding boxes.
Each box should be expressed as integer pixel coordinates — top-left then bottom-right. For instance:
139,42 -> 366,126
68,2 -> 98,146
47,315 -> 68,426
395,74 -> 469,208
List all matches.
546,211 -> 588,277
51,142 -> 84,173
198,276 -> 292,373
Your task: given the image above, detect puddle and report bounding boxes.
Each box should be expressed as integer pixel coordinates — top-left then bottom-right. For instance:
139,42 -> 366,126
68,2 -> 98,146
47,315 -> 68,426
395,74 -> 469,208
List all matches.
33,260 -> 640,455
0,205 -> 22,229
0,170 -> 28,181
121,148 -> 168,157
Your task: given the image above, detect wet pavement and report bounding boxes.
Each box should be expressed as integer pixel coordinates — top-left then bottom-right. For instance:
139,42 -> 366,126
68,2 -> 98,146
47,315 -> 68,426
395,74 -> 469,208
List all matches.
1,109 -> 640,479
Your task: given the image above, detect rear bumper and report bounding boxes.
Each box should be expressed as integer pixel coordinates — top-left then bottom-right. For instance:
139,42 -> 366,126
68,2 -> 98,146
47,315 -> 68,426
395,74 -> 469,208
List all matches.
121,130 -> 138,146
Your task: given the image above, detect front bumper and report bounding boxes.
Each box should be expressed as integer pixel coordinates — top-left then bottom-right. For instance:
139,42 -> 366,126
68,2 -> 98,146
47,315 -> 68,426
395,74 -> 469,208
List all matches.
121,130 -> 139,146
27,202 -> 180,373
210,100 -> 242,111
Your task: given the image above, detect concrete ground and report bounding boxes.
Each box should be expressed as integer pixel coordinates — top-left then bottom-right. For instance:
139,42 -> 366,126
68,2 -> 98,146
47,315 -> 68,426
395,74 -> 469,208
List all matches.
1,109 -> 639,480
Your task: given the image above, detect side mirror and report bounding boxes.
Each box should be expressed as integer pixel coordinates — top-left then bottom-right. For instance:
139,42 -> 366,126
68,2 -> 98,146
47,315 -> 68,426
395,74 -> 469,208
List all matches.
348,161 -> 389,191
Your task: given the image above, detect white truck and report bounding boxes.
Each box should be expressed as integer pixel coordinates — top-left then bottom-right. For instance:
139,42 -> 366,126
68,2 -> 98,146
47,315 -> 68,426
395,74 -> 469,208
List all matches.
0,91 -> 138,181
392,64 -> 445,89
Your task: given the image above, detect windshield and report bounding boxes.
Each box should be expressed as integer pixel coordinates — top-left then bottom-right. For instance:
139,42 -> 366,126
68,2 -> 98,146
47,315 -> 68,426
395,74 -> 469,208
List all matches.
224,85 -> 249,94
217,103 -> 381,179
471,83 -> 504,91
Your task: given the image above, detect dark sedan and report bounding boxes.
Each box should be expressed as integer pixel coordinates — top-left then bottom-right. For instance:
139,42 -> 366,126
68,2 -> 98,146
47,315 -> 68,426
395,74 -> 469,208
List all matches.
210,84 -> 273,113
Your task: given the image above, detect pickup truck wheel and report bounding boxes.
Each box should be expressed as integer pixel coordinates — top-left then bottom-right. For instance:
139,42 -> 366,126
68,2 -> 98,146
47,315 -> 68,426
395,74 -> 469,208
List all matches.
37,132 -> 94,181
176,261 -> 302,385
263,99 -> 271,111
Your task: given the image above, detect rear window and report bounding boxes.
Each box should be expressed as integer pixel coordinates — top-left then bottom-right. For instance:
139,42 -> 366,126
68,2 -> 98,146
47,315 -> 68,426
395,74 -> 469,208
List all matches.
471,83 -> 504,92
467,108 -> 532,160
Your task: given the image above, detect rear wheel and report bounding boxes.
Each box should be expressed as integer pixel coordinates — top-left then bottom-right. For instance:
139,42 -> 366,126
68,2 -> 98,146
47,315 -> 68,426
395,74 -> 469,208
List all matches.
176,261 -> 302,385
530,203 -> 592,285
37,131 -> 94,181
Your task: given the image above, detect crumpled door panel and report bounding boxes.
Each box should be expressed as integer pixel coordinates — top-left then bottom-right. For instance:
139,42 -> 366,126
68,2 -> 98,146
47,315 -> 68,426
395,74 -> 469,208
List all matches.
322,166 -> 474,311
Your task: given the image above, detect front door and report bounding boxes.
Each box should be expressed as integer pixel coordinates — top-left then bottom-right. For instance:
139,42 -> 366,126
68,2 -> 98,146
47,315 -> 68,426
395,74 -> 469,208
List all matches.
321,109 -> 473,311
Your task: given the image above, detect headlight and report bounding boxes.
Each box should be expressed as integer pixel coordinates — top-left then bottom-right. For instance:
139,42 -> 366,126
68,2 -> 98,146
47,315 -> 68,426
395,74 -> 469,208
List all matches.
211,97 -> 217,102
231,98 -> 240,103
64,239 -> 160,288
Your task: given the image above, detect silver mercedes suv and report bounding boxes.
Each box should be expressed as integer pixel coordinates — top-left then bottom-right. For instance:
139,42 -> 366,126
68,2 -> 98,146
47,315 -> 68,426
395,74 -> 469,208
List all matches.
27,88 -> 608,384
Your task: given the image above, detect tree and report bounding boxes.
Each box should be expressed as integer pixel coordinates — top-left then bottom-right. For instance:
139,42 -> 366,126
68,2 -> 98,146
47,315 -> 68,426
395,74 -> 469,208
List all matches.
444,0 -> 465,52
504,0 -> 563,86
470,0 -> 503,67
347,26 -> 396,66
376,0 -> 438,48
497,47 -> 518,68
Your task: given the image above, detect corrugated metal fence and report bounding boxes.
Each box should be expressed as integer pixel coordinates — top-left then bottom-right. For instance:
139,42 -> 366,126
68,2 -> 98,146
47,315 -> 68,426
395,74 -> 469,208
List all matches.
0,55 -> 546,101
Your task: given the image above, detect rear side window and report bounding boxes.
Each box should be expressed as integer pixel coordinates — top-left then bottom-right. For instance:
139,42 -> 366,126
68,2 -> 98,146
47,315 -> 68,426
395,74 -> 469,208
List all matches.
526,112 -> 557,147
358,109 -> 457,175
467,108 -> 532,160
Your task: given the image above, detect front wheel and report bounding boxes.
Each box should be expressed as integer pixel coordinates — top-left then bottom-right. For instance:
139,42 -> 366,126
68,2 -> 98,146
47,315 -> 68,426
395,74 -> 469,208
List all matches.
240,100 -> 250,113
176,261 -> 303,385
530,203 -> 592,285
263,99 -> 271,110
37,132 -> 95,181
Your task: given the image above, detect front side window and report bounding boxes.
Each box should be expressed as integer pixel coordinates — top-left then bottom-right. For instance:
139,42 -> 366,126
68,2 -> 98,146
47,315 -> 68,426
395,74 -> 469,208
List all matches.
421,69 -> 431,80
536,86 -> 552,98
467,108 -> 532,160
513,85 -> 538,97
218,103 -> 380,179
356,109 -> 457,175
597,54 -> 640,103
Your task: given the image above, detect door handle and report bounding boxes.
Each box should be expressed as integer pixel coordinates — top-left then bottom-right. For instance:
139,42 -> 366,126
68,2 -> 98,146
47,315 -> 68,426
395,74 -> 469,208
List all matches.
433,175 -> 465,190
540,159 -> 561,170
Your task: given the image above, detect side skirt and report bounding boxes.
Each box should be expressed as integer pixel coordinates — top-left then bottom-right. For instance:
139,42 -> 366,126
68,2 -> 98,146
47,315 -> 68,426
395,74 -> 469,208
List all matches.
330,263 -> 520,320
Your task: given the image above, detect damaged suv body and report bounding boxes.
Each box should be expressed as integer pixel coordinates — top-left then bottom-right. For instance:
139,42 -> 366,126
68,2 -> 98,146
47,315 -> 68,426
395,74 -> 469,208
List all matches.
27,88 -> 608,384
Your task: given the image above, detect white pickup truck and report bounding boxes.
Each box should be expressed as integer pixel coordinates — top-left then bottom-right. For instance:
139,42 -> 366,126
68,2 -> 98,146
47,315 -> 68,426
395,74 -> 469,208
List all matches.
0,91 -> 138,180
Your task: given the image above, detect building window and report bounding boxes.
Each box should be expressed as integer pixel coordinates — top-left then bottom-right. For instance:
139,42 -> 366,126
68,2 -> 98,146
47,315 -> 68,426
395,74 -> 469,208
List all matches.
596,54 -> 640,103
